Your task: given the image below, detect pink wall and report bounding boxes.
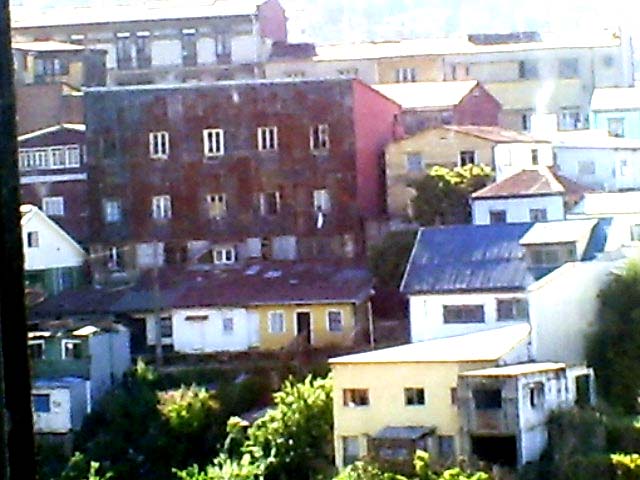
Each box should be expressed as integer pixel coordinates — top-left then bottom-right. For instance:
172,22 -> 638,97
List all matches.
257,0 -> 287,43
453,84 -> 501,127
352,80 -> 402,218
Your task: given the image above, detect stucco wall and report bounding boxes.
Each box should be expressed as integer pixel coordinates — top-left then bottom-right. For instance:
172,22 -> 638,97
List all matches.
32,387 -> 72,434
376,56 -> 444,83
493,142 -> 553,181
471,195 -> 565,224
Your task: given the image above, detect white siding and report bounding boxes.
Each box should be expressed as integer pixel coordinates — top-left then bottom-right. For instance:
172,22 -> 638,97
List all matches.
493,143 -> 554,181
172,307 -> 259,353
231,35 -> 259,64
196,37 -> 215,65
151,39 -> 182,67
472,196 -> 565,225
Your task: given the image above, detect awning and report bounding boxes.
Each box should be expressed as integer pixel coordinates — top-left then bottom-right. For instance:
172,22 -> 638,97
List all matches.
373,426 -> 436,440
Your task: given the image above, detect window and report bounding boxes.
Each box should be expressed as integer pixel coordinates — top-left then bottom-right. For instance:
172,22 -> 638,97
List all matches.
28,340 -> 45,360
203,129 -> 225,157
213,246 -> 235,264
521,112 -> 532,131
602,54 -> 614,68
327,310 -> 343,332
257,126 -> 278,151
61,339 -> 82,359
530,247 -> 569,267
26,231 -> 39,248
19,146 -> 81,170
215,32 -> 231,59
151,195 -> 172,220
458,150 -> 476,167
473,389 -> 502,410
181,29 -> 197,67
559,109 -> 583,130
406,152 -> 424,174
268,311 -> 285,333
404,387 -> 425,406
578,160 -> 596,175
528,382 -> 545,408
149,131 -> 169,159
115,33 -> 133,70
66,146 -> 81,167
630,224 -> 640,242
343,389 -> 369,407
222,317 -> 234,334
185,315 -> 209,322
103,199 -> 122,223
42,196 -> 64,216
558,58 -> 579,78
337,68 -> 358,77
285,70 -> 306,79
50,147 -> 65,167
450,387 -> 458,406
529,208 -> 548,222
260,191 -> 281,216
518,60 -> 538,79
395,67 -> 417,82
206,194 -> 227,219
531,148 -> 539,166
135,32 -> 151,69
310,124 -> 330,151
443,305 -> 484,323
32,394 -> 51,413
342,436 -> 360,466
106,246 -> 123,271
313,189 -> 331,213
497,298 -> 529,321
160,316 -> 172,338
608,117 -> 625,138
489,210 -> 507,224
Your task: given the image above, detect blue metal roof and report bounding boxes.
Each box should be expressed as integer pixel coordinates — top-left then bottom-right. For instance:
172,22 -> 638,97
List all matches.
400,223 -> 536,295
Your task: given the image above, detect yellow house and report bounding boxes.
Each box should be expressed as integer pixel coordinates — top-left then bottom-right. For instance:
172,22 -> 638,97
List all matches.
384,126 -> 552,219
329,324 -> 531,469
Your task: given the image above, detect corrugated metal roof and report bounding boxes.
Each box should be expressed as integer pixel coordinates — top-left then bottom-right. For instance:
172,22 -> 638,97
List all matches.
372,80 -> 478,109
472,167 -> 566,199
591,86 -> 640,111
400,223 -> 535,295
373,426 -> 435,440
329,324 -> 530,364
460,362 -> 566,377
443,125 -> 545,143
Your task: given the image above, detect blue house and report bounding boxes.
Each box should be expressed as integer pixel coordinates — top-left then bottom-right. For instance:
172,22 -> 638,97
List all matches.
590,86 -> 640,139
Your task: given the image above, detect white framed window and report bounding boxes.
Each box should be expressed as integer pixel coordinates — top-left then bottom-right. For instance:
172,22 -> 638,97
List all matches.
406,153 -> 424,174
203,128 -> 225,157
313,189 -> 331,213
404,387 -> 426,406
160,316 -> 173,339
310,124 -> 330,151
152,195 -> 172,220
395,67 -> 417,82
206,193 -> 227,219
185,315 -> 208,322
518,60 -> 539,79
443,305 -> 485,323
50,147 -> 65,168
213,246 -> 235,264
19,145 -> 82,170
106,246 -> 123,271
558,58 -> 579,78
531,149 -> 539,166
61,339 -> 82,359
489,210 -> 507,224
32,393 -> 51,413
42,196 -> 64,216
149,131 -> 170,159
458,150 -> 476,167
529,208 -> 548,222
343,388 -> 369,407
26,231 -> 39,248
103,199 -> 122,223
342,436 -> 361,466
558,109 -> 583,130
497,298 -> 529,321
28,340 -> 45,360
268,311 -> 285,333
260,191 -> 281,216
257,126 -> 278,151
631,224 -> 640,242
327,310 -> 343,332
222,317 -> 234,334
66,146 -> 81,167
608,117 -> 625,138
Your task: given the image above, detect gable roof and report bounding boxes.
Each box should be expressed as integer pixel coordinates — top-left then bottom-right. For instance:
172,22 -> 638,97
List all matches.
591,86 -> 640,111
519,219 -> 599,246
443,125 -> 546,143
20,204 -> 85,259
371,80 -> 480,110
12,41 -> 86,53
471,167 -> 590,199
329,324 -> 530,364
460,362 -> 566,377
400,223 -> 535,295
18,124 -> 86,142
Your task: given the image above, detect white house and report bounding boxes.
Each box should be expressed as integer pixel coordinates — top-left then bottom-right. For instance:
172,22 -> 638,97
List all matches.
32,377 -> 88,438
400,221 -> 616,364
471,167 -> 589,224
21,204 -> 86,295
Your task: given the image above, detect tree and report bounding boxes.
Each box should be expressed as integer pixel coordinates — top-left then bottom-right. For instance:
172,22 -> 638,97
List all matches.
410,165 -> 493,226
587,259 -> 640,413
369,230 -> 417,289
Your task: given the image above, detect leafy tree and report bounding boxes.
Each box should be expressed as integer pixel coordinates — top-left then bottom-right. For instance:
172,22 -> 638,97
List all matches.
611,453 -> 640,479
59,453 -> 113,480
368,230 -> 417,289
410,165 -> 493,226
587,259 -> 640,413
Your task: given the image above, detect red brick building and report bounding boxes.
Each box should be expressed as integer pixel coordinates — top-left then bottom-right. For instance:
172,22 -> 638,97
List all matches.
84,78 -> 400,282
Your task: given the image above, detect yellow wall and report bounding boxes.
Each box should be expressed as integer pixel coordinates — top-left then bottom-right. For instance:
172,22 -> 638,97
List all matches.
385,128 -> 495,217
376,56 -> 444,83
331,360 -> 494,468
68,61 -> 84,87
255,302 -> 360,350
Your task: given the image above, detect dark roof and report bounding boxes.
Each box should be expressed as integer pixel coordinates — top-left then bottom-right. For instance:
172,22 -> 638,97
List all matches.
373,426 -> 435,440
471,167 -> 590,199
400,223 -> 536,295
269,41 -> 317,60
31,287 -> 129,317
467,32 -> 541,45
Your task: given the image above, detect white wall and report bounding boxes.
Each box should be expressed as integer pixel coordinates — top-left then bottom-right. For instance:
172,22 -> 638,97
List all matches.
493,143 -> 554,181
472,196 -> 565,224
409,292 -> 529,342
197,37 -> 215,65
22,212 -> 86,271
265,59 -> 378,84
528,261 -> 615,364
231,35 -> 260,64
32,387 -> 72,434
151,39 -> 182,67
172,307 -> 259,353
555,146 -> 640,191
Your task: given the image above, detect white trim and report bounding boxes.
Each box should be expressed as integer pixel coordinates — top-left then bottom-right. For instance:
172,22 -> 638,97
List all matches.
20,205 -> 86,258
326,309 -> 344,333
294,309 -> 313,344
28,339 -> 46,359
267,310 -> 285,334
61,339 -> 82,359
20,173 -> 87,184
18,123 -> 85,142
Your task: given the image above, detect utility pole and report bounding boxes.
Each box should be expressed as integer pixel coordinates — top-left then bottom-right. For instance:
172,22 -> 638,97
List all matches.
0,0 -> 37,477
153,240 -> 163,367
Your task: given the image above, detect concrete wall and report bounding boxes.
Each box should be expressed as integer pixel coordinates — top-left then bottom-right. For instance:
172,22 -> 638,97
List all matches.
376,56 -> 444,83
590,110 -> 640,140
88,328 -> 131,404
554,146 -> 640,191
493,142 -> 554,181
472,195 -> 565,224
265,58 -> 378,84
32,387 -> 72,434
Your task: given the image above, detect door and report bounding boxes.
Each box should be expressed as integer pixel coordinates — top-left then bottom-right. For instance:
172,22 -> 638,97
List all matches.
296,311 -> 312,345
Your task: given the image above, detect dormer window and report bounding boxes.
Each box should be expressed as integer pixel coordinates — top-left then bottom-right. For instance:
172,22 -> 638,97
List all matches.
528,243 -> 577,268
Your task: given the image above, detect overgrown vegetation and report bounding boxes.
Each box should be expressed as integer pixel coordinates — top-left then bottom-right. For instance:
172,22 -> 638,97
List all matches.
410,164 -> 493,227
369,229 -> 417,289
587,258 -> 640,414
